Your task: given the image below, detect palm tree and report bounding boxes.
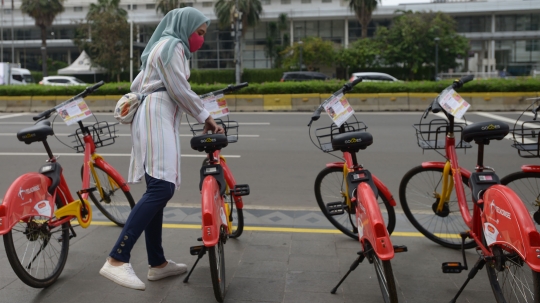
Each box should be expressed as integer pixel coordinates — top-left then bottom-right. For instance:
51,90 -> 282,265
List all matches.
20,0 -> 65,76
214,0 -> 262,37
348,0 -> 380,39
155,0 -> 187,16
88,0 -> 127,18
264,13 -> 288,67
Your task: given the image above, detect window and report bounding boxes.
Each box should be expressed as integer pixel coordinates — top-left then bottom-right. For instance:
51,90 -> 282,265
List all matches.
146,4 -> 155,9
12,75 -> 22,81
202,2 -> 213,7
322,0 -> 332,2
4,9 -> 11,14
128,4 -> 137,10
526,40 -> 539,51
74,6 -> 83,12
261,0 -> 271,5
301,0 -> 311,3
281,0 -> 291,4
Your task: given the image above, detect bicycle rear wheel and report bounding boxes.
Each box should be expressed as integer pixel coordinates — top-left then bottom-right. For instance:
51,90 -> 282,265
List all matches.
486,244 -> 540,303
399,165 -> 476,249
3,197 -> 70,288
501,171 -> 540,229
315,166 -> 395,240
209,230 -> 226,302
81,164 -> 135,227
365,242 -> 398,303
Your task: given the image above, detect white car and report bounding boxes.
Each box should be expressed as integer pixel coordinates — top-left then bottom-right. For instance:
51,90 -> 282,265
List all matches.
349,72 -> 400,82
39,76 -> 86,86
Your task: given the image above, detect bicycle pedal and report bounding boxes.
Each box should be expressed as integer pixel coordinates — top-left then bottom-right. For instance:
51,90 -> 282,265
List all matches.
78,187 -> 97,194
393,245 -> 408,253
326,202 -> 345,215
231,184 -> 250,196
442,262 -> 466,273
189,245 -> 206,256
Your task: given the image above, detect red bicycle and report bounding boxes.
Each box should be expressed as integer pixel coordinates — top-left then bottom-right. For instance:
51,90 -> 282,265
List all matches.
0,81 -> 134,288
308,79 -> 405,303
399,75 -> 540,302
182,83 -> 250,303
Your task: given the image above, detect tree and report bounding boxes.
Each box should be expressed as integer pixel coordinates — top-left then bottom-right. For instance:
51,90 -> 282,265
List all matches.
376,10 -> 469,80
214,0 -> 262,37
280,37 -> 335,71
348,0 -> 380,39
73,0 -> 130,82
20,0 -> 65,76
335,38 -> 381,71
156,0 -> 187,16
264,13 -> 288,68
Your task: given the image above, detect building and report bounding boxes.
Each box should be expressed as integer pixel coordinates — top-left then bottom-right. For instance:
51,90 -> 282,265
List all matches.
0,0 -> 539,77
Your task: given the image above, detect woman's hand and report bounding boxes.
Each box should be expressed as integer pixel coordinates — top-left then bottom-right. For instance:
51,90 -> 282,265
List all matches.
203,116 -> 224,134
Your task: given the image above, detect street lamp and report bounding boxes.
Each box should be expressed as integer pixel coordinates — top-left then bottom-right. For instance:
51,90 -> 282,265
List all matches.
298,40 -> 303,71
434,37 -> 440,81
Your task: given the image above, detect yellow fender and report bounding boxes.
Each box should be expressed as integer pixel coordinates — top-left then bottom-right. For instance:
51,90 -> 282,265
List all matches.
54,199 -> 93,228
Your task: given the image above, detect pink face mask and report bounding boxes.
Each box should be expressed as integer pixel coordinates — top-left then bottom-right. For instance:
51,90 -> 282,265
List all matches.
188,32 -> 204,53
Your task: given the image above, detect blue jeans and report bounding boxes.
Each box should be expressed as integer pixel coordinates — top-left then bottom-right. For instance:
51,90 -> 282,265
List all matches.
109,173 -> 175,267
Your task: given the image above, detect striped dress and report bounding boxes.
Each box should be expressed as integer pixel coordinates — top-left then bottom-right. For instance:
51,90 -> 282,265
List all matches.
128,39 -> 210,189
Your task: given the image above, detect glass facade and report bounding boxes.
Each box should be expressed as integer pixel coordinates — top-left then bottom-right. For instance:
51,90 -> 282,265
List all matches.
455,15 -> 490,33
496,14 -> 540,32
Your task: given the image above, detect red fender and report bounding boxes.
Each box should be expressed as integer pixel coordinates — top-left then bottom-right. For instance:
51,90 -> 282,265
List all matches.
482,185 -> 540,271
521,165 -> 540,173
201,176 -> 227,247
421,161 -> 472,179
0,173 -> 55,235
356,182 -> 394,260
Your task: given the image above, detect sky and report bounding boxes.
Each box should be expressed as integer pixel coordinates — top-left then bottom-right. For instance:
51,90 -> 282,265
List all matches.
380,0 -> 430,6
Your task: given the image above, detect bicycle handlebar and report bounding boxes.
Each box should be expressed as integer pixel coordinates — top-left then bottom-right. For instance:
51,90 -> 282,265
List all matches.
308,78 -> 363,126
200,82 -> 249,99
533,103 -> 540,120
425,75 -> 475,118
33,81 -> 105,121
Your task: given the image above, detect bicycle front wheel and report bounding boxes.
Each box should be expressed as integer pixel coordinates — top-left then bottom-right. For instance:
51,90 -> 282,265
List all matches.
315,166 -> 396,240
399,165 -> 476,249
365,242 -> 398,303
501,171 -> 540,229
81,164 -> 135,227
3,197 -> 70,288
486,244 -> 540,303
209,233 -> 226,302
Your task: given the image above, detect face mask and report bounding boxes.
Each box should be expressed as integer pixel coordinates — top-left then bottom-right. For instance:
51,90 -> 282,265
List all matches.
188,32 -> 204,53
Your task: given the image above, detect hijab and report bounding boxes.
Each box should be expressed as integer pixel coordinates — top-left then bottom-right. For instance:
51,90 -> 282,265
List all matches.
140,7 -> 210,70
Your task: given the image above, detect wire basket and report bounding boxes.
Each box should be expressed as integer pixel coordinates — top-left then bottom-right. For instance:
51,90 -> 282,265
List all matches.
510,120 -> 540,158
414,119 -> 471,150
315,121 -> 368,152
189,118 -> 239,143
70,121 -> 118,153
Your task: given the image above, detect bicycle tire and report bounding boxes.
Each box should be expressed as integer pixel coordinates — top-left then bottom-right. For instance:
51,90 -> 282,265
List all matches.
399,165 -> 476,249
202,159 -> 244,239
80,164 -> 135,227
365,242 -> 398,303
209,233 -> 226,302
500,171 -> 540,229
3,196 -> 70,288
314,166 -> 396,240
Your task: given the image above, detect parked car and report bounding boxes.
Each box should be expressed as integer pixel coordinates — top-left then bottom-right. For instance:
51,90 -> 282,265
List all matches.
280,71 -> 329,82
39,76 -> 86,86
349,72 -> 400,82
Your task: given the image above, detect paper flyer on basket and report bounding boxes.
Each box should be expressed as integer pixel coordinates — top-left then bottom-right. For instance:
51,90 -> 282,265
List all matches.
438,89 -> 470,119
323,93 -> 354,127
56,98 -> 92,126
202,94 -> 229,118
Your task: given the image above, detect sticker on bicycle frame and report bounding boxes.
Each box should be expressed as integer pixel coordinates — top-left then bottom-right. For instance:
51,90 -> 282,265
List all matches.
220,207 -> 227,225
34,200 -> 52,217
323,93 -> 354,127
438,89 -> 470,119
483,222 -> 500,246
357,216 -> 364,238
202,94 -> 229,118
56,98 -> 93,126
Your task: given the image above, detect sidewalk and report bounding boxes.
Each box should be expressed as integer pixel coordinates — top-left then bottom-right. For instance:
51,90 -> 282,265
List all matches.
0,207 -> 495,303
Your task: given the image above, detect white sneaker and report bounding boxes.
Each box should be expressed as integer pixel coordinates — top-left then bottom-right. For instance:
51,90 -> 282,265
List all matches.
147,260 -> 187,281
99,259 -> 146,290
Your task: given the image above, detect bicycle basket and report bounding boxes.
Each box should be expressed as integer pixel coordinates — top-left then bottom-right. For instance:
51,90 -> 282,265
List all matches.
70,121 -> 118,153
510,120 -> 540,158
188,118 -> 239,143
315,121 -> 368,152
414,119 -> 471,150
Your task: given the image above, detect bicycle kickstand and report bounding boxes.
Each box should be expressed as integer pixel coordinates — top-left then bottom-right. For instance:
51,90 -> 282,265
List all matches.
448,256 -> 486,303
183,241 -> 207,283
330,251 -> 365,294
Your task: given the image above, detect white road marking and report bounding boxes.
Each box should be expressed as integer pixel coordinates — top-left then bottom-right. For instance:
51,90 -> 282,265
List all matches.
0,113 -> 27,119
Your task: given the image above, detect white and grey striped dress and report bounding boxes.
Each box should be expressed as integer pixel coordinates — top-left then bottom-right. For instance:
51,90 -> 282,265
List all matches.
128,39 -> 210,189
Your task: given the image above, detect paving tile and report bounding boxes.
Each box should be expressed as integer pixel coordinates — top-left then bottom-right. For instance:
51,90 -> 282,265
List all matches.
225,276 -> 285,302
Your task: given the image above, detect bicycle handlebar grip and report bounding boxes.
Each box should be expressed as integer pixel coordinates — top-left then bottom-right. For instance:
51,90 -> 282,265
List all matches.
431,96 -> 443,113
460,74 -> 475,84
87,81 -> 105,93
234,82 -> 249,90
33,110 -> 51,121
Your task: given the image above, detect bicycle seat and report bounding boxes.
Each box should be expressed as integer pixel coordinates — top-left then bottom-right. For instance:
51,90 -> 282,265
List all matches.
462,120 -> 509,143
190,134 -> 228,153
17,120 -> 54,144
331,131 -> 373,152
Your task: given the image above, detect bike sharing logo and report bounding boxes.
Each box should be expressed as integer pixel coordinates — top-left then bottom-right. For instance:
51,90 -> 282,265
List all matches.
34,200 -> 52,217
481,124 -> 501,131
18,185 -> 41,200
489,200 -> 511,224
345,138 -> 361,144
201,137 -> 216,143
483,222 -> 500,246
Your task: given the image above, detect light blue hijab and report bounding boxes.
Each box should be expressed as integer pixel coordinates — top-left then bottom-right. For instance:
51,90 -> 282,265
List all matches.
140,7 -> 210,70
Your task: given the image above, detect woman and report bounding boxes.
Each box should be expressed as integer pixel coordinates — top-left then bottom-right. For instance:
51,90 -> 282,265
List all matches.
99,7 -> 223,290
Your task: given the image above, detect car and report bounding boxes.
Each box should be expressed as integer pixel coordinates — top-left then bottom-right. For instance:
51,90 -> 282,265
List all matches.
10,68 -> 35,85
349,72 -> 400,83
280,71 -> 329,82
39,76 -> 86,86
